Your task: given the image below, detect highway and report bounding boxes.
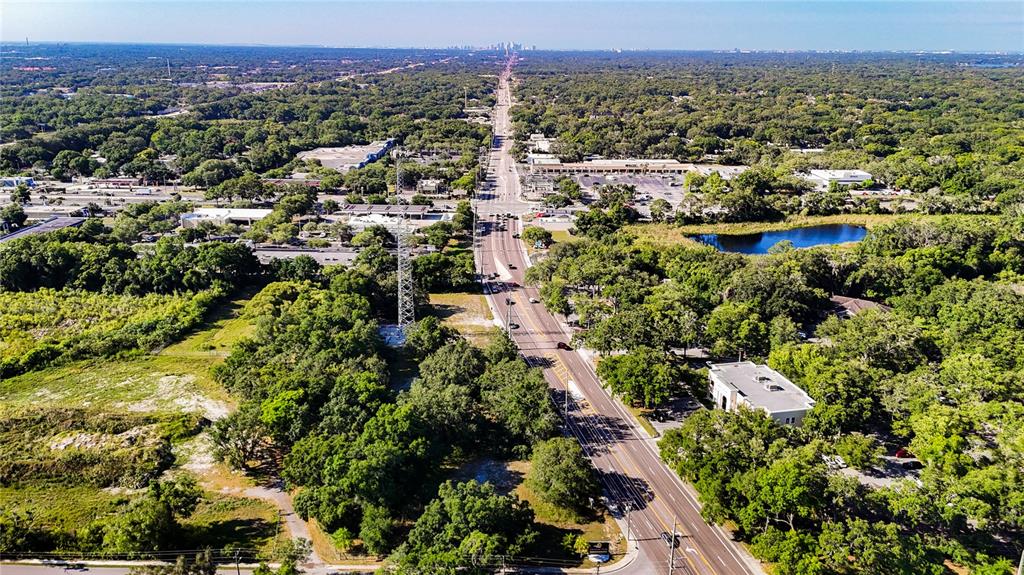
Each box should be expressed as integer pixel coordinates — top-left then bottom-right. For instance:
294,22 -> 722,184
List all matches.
474,57 -> 764,575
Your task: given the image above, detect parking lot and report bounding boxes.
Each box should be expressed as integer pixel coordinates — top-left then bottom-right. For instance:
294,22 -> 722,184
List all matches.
574,173 -> 687,216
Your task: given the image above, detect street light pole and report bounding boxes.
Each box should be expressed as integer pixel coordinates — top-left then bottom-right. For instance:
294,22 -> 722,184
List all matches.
668,519 -> 677,575
624,501 -> 633,550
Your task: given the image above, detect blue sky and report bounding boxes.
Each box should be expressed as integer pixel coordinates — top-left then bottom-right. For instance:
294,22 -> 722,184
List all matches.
2,1 -> 1022,52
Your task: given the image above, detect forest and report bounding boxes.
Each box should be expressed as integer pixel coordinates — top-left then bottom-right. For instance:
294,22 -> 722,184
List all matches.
527,199 -> 1024,572
510,52 -> 1024,215
0,44 -> 496,199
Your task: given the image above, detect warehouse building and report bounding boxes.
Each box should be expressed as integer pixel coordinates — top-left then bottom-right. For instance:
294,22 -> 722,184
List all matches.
297,140 -> 394,172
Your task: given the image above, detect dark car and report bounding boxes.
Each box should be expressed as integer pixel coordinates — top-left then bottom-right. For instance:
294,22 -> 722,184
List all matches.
660,532 -> 678,548
556,341 -> 572,351
900,460 -> 924,470
509,323 -> 520,330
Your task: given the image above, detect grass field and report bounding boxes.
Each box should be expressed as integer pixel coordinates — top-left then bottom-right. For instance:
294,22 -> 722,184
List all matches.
181,492 -> 282,554
550,230 -> 574,244
1,295 -> 254,418
0,293 -> 275,552
429,292 -> 496,347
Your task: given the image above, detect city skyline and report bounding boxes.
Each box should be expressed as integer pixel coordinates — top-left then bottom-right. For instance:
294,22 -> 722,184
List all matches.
3,1 -> 1023,52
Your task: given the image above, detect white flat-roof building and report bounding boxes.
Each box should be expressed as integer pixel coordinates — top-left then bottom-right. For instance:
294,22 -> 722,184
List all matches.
527,133 -> 554,153
806,169 -> 872,189
708,361 -> 815,426
181,208 -> 272,227
296,140 -> 394,173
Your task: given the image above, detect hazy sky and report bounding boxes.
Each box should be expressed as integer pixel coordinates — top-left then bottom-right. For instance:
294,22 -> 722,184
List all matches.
2,1 -> 1022,52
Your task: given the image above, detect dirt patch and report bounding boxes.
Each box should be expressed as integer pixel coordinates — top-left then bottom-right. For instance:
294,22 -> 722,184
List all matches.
123,374 -> 230,420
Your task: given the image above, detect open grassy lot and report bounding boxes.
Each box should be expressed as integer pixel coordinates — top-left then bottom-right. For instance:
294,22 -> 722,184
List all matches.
429,292 -> 496,347
1,295 -> 254,418
0,293 -> 278,553
181,492 -> 282,554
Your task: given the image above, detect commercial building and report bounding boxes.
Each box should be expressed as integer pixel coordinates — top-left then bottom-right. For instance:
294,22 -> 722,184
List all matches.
181,208 -> 272,227
415,178 -> 447,196
528,158 -> 688,175
91,177 -> 141,188
0,216 -> 86,243
527,133 -> 554,153
708,361 -> 816,426
1,176 -> 35,188
806,169 -> 872,189
296,140 -> 394,173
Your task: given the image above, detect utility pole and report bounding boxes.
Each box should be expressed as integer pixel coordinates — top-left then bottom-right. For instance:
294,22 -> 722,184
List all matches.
233,550 -> 241,575
395,155 -> 415,336
668,519 -> 677,575
624,501 -> 633,550
1016,547 -> 1023,575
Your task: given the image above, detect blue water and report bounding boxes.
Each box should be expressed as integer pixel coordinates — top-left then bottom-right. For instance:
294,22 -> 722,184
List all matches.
692,224 -> 868,254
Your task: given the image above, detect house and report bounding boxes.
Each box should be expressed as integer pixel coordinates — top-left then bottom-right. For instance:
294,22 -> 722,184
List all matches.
830,295 -> 892,319
708,361 -> 815,426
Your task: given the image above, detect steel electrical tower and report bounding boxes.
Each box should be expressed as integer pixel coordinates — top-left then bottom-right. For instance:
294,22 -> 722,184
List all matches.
395,157 -> 415,336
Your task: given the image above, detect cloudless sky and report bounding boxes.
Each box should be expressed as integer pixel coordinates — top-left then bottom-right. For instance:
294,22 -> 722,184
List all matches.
2,1 -> 1022,52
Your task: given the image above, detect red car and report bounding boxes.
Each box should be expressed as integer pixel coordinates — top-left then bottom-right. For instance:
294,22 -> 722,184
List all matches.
895,447 -> 914,458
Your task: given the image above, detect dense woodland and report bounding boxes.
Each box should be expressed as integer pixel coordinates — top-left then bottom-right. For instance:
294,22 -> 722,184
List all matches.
0,44 -> 496,200
511,52 -> 1024,217
528,206 -> 1024,572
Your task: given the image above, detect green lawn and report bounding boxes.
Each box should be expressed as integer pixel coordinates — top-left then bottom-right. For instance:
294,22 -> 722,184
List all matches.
0,484 -> 124,532
0,293 -> 275,553
429,292 -> 496,347
0,296 -> 254,418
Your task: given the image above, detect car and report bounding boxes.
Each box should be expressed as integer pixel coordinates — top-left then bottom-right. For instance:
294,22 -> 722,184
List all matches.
529,297 -> 539,303
660,532 -> 678,548
895,447 -> 914,458
900,460 -> 924,470
508,323 -> 520,330
681,399 -> 700,410
556,341 -> 572,351
507,263 -> 516,269
512,233 -> 520,238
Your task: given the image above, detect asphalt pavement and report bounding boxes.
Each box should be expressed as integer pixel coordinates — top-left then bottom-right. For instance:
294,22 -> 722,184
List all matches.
473,57 -> 765,575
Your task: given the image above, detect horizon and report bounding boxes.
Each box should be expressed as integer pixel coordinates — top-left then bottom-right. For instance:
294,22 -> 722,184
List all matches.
3,1 -> 1022,53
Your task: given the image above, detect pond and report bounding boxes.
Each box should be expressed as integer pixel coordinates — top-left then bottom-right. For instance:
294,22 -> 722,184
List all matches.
691,224 -> 868,254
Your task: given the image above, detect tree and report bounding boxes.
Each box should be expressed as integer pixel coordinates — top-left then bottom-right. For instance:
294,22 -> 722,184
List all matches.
404,316 -> 459,360
359,505 -> 396,556
818,519 -> 942,575
596,346 -> 676,408
395,480 -> 537,575
521,226 -> 553,248
705,301 -> 768,359
649,198 -> 672,223
9,183 -> 30,204
478,359 -> 559,455
0,203 -> 27,231
527,438 -> 600,514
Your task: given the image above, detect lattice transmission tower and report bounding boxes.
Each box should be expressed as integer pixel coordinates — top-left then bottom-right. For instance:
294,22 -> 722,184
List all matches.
395,156 -> 415,335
